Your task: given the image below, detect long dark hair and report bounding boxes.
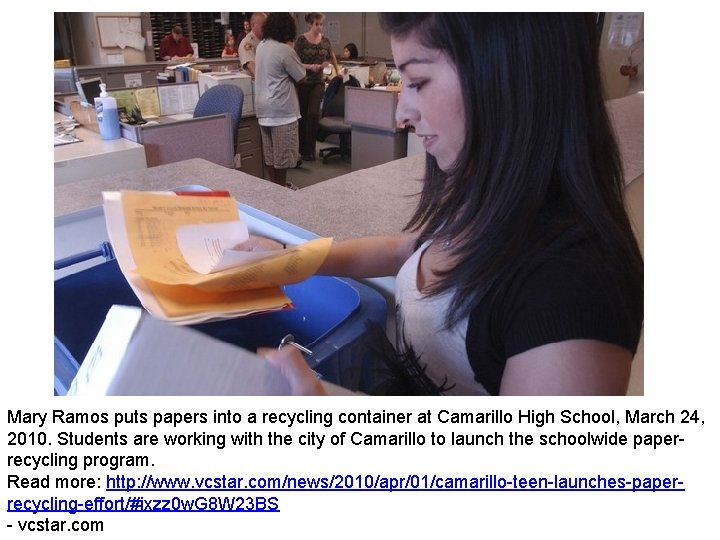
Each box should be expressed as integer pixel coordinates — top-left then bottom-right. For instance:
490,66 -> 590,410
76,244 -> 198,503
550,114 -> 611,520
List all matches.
380,13 -> 643,327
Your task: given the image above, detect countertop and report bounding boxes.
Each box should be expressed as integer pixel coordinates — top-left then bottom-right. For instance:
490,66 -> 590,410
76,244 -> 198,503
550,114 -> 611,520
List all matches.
54,111 -> 147,186
54,155 -> 425,242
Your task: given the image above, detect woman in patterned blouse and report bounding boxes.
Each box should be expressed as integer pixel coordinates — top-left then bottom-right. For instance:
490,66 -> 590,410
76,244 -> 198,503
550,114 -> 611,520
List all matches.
294,12 -> 339,161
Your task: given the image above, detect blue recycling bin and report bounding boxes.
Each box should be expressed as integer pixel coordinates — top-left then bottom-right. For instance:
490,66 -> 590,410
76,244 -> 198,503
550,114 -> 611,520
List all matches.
54,200 -> 388,396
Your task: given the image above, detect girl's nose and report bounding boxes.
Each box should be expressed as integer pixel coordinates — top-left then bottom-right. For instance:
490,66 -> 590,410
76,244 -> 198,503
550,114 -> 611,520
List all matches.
396,90 -> 417,128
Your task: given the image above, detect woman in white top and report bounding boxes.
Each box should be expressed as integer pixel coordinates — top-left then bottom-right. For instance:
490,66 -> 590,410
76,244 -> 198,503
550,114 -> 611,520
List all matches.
255,13 -> 643,396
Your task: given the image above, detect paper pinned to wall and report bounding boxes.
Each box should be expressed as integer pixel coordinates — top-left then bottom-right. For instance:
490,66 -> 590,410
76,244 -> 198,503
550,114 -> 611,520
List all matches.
134,87 -> 161,118
124,73 -> 143,88
117,32 -> 147,52
97,16 -> 144,50
326,20 -> 340,45
108,89 -> 136,114
157,82 -> 200,116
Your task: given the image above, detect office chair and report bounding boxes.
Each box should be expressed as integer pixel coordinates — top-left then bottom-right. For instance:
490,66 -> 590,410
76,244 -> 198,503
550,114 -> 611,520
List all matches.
193,85 -> 244,166
317,75 -> 361,164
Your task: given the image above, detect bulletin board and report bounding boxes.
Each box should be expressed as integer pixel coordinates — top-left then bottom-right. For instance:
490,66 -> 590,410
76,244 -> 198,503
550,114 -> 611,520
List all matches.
96,16 -> 142,48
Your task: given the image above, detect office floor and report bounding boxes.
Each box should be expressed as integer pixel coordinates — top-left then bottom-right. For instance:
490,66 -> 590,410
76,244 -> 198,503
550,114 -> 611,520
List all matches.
280,139 -> 352,189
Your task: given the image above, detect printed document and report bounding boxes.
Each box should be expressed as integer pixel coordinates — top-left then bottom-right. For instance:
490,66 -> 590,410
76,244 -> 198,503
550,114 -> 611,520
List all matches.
103,190 -> 332,324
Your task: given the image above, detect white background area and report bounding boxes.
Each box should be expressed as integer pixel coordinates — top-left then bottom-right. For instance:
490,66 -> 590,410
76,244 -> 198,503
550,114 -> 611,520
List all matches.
3,2 -> 718,538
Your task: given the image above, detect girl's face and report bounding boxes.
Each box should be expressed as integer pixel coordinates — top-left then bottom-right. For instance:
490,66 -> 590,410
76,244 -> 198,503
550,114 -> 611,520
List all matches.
342,48 -> 350,59
393,32 -> 465,173
227,36 -> 234,45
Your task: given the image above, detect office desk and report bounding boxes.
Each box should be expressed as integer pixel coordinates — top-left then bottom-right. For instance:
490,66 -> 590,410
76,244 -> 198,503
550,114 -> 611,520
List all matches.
54,112 -> 147,186
119,113 -> 264,179
344,86 -> 408,171
120,114 -> 235,169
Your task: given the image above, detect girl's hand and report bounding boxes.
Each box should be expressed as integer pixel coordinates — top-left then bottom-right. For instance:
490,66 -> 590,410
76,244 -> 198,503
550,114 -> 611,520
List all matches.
258,347 -> 327,396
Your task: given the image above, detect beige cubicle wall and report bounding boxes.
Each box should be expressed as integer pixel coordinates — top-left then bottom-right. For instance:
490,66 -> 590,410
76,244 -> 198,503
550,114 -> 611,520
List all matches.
121,113 -> 234,169
344,87 -> 407,171
292,12 -> 391,60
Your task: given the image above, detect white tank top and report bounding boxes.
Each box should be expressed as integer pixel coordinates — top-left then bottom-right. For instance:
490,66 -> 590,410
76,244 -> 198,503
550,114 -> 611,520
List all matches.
395,241 -> 490,395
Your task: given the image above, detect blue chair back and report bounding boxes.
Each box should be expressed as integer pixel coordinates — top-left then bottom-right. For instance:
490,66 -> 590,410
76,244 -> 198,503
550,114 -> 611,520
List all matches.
322,75 -> 361,118
193,85 -> 244,135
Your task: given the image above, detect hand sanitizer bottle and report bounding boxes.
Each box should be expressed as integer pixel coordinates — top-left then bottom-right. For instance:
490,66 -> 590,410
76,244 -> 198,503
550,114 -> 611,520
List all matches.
95,83 -> 121,140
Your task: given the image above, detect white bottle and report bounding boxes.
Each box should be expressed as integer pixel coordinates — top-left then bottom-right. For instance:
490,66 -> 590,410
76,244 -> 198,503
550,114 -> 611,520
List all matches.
94,83 -> 121,140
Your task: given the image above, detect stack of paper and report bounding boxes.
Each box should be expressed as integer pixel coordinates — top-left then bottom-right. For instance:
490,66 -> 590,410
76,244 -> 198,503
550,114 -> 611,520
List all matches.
68,305 -> 355,396
102,190 -> 332,324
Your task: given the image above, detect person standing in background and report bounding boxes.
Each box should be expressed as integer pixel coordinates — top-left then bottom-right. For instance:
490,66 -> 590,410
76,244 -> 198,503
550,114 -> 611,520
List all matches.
238,12 -> 267,78
159,25 -> 194,61
235,17 -> 251,52
294,12 -> 339,161
254,13 -> 306,188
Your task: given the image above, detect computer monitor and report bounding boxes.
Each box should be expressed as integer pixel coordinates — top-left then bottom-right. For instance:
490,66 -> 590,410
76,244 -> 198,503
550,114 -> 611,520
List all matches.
75,77 -> 103,105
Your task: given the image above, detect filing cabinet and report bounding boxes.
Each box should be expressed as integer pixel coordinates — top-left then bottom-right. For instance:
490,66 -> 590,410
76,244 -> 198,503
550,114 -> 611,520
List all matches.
236,116 -> 264,179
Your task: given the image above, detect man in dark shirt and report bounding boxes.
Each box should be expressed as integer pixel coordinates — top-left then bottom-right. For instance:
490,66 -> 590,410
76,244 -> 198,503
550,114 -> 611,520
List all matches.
159,25 -> 194,61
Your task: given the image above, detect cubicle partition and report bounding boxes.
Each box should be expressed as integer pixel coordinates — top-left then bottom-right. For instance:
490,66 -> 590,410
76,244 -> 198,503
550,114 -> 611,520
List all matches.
56,61 -> 264,179
344,87 -> 408,171
121,114 -> 234,169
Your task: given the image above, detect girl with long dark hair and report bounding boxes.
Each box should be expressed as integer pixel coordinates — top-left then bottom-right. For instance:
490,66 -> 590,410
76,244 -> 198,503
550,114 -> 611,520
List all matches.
259,13 -> 643,396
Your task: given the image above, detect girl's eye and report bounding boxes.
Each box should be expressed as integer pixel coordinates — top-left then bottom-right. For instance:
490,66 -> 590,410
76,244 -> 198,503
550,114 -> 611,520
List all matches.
407,81 -> 426,91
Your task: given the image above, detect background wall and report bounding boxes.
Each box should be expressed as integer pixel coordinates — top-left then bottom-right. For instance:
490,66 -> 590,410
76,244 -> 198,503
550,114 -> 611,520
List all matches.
68,12 -> 148,66
63,12 -> 643,100
63,12 -> 394,66
293,12 -> 392,59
